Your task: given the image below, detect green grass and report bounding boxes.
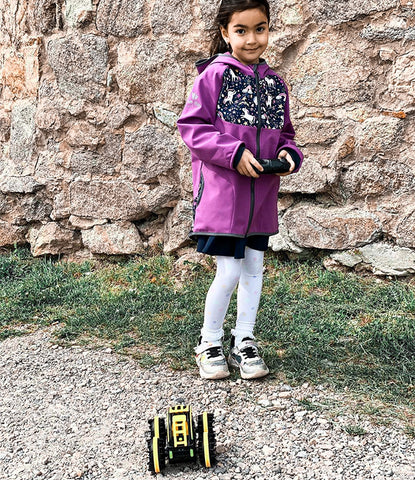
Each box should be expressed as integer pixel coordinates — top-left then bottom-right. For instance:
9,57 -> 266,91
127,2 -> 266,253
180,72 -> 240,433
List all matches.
1,247 -> 414,416
342,424 -> 368,436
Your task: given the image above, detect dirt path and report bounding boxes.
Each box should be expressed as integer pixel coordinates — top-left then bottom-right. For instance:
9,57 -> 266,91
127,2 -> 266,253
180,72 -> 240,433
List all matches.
0,329 -> 414,480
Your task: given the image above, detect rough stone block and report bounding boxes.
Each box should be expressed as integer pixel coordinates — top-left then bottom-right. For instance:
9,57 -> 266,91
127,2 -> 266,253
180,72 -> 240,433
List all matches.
151,0 -> 192,35
69,181 -> 146,220
35,149 -> 67,182
1,52 -> 25,99
36,98 -> 62,131
163,200 -> 193,253
294,118 -> 342,146
361,26 -> 415,41
96,0 -> 149,36
0,111 -> 11,142
153,105 -> 179,129
280,155 -> 338,194
9,100 -> 37,175
30,0 -> 61,33
66,121 -> 102,148
330,243 -> 415,276
1,192 -> 53,226
0,192 -> 7,214
0,220 -> 27,247
20,194 -> 53,223
394,208 -> 415,248
179,156 -> 193,196
64,0 -> 94,28
280,0 -> 305,25
197,0 -> 220,30
283,204 -> 382,250
136,215 -> 165,248
47,35 -> 108,101
81,222 -> 144,255
269,220 -> 305,254
28,222 -> 81,256
391,52 -> 415,99
0,176 -> 44,194
379,51 -> 415,110
140,184 -> 180,213
122,125 -> 179,182
341,160 -> 414,199
105,103 -> 131,130
69,215 -> 107,229
70,133 -> 122,177
116,39 -> 185,105
290,39 -> 374,107
403,117 -> 415,145
308,0 -> 398,26
356,117 -> 403,153
23,43 -> 41,97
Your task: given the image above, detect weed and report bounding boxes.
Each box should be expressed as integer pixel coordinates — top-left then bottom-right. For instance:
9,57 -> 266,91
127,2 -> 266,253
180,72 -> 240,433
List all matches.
342,424 -> 368,436
297,399 -> 322,412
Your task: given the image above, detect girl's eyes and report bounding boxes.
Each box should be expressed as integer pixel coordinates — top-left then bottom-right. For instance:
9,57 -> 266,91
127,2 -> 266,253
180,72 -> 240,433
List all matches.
235,27 -> 267,35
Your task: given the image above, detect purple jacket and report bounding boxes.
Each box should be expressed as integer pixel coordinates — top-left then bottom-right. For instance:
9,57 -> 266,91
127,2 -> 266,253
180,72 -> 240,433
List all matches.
177,53 -> 303,238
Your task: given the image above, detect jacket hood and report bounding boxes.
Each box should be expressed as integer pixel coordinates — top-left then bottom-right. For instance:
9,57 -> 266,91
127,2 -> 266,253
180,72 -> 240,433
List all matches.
195,52 -> 270,76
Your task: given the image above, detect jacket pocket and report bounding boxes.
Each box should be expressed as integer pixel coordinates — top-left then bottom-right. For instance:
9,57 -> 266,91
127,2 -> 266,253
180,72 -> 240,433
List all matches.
193,171 -> 205,219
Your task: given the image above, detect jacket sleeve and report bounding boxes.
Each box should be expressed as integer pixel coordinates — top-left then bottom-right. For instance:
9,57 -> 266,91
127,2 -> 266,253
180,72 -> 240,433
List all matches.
177,67 -> 245,170
276,81 -> 303,173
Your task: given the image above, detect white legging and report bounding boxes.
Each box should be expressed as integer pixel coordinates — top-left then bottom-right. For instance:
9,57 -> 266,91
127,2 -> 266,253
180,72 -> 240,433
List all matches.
201,247 -> 264,344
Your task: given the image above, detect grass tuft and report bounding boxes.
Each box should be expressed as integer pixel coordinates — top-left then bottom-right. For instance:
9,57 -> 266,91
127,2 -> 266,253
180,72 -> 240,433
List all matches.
342,424 -> 368,436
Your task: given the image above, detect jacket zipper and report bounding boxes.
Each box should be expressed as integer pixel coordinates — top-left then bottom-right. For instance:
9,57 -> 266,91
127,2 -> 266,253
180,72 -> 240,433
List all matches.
193,170 -> 204,219
245,64 -> 262,236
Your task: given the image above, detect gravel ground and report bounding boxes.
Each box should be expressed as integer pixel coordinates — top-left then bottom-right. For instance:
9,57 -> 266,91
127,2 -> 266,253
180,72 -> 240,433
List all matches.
0,328 -> 414,480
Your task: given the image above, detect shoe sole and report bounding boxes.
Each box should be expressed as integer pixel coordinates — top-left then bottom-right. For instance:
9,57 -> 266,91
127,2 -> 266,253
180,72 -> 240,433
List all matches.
196,358 -> 230,380
228,356 -> 269,380
199,368 -> 230,380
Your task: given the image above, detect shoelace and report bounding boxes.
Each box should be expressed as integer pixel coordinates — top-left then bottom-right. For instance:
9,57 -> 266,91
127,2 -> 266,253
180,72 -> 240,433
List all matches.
206,346 -> 223,359
240,345 -> 259,359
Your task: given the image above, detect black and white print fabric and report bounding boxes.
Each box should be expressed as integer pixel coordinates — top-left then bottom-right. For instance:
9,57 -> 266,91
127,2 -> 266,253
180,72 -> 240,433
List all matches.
217,67 -> 286,129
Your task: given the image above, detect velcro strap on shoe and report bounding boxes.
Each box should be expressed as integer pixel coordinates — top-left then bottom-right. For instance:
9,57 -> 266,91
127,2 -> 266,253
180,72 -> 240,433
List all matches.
238,340 -> 258,351
194,340 -> 223,355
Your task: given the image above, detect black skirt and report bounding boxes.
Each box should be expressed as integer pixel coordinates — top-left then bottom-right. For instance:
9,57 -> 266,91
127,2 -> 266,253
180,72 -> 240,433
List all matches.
196,235 -> 269,259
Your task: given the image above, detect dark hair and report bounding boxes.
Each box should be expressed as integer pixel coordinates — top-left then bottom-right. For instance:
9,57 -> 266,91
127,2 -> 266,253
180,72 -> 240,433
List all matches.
210,0 -> 271,56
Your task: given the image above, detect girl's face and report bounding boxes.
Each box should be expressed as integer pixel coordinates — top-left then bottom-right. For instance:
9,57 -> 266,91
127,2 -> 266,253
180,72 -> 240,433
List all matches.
220,8 -> 269,65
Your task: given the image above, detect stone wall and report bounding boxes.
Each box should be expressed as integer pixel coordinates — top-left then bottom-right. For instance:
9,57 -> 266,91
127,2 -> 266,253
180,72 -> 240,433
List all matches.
0,0 -> 414,275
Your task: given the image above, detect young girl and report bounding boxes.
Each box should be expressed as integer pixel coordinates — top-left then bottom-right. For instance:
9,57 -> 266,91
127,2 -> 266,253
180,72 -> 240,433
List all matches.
177,0 -> 303,380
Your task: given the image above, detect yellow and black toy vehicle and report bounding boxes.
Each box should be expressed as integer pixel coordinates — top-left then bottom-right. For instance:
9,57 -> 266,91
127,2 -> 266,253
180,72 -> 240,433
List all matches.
147,404 -> 216,473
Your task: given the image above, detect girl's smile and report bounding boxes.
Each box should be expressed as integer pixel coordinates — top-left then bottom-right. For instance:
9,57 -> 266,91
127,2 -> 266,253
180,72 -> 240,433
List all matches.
220,8 -> 269,65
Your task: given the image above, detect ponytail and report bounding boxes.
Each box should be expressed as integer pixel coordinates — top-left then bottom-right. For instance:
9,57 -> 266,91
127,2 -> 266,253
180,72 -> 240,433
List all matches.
210,32 -> 231,56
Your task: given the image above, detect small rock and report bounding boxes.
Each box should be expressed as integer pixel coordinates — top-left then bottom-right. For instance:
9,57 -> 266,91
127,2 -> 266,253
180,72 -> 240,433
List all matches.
262,445 -> 275,456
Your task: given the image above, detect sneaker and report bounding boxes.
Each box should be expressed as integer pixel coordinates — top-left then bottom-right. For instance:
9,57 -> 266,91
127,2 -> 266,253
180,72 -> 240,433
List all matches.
194,339 -> 230,380
228,336 -> 269,379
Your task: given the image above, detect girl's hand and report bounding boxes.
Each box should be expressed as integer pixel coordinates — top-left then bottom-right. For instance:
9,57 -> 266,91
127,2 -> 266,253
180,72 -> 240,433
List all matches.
236,150 -> 263,178
276,150 -> 295,176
